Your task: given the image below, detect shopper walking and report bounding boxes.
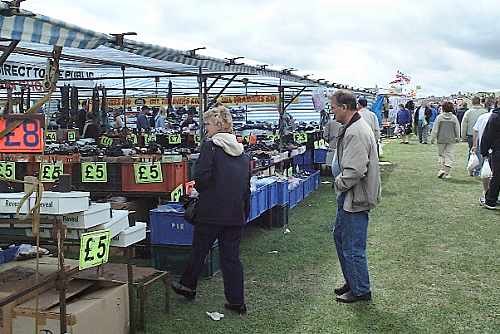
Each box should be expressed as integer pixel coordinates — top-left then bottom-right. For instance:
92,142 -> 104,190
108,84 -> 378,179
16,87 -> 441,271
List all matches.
480,106 -> 500,210
329,90 -> 381,303
472,109 -> 493,205
414,102 -> 432,144
171,105 -> 251,315
461,97 -> 487,175
430,102 -> 461,179
396,103 -> 411,144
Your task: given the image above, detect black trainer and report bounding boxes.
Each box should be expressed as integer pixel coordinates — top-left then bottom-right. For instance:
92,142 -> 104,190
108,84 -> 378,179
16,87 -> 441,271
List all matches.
171,282 -> 196,300
334,283 -> 350,296
336,291 -> 372,303
224,303 -> 247,315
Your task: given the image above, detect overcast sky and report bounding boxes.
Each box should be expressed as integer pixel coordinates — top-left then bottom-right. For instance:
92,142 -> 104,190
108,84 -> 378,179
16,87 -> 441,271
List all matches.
22,0 -> 500,97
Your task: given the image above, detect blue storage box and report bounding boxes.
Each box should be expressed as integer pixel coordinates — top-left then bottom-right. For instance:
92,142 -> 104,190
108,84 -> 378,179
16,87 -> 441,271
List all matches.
150,203 -> 194,246
303,150 -> 313,166
312,170 -> 320,190
314,149 -> 327,164
277,180 -> 289,205
268,181 -> 278,208
292,154 -> 304,167
297,180 -> 305,203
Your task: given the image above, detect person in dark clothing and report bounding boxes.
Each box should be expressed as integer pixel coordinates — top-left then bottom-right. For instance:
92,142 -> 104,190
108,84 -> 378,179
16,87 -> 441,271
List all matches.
480,108 -> 500,209
82,112 -> 101,140
171,105 -> 250,315
137,106 -> 150,132
76,101 -> 88,135
456,103 -> 468,125
180,112 -> 198,128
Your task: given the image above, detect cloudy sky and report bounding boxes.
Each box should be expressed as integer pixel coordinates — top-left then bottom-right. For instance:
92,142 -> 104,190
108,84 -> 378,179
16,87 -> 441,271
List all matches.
23,0 -> 500,97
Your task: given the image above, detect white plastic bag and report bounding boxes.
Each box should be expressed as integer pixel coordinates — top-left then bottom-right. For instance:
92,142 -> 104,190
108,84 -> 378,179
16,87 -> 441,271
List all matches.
467,152 -> 479,172
481,159 -> 493,179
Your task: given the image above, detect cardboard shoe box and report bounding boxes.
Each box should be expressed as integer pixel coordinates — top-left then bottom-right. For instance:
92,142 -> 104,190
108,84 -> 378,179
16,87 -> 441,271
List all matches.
29,191 -> 90,215
0,193 -> 29,214
63,202 -> 112,229
111,222 -> 147,247
11,282 -> 129,334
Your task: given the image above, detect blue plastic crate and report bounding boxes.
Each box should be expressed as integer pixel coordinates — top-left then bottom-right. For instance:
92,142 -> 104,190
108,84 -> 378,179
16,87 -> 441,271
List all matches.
312,171 -> 320,190
297,180 -> 305,203
267,181 -> 278,208
303,176 -> 313,198
277,180 -> 289,205
303,150 -> 313,166
288,186 -> 297,209
289,183 -> 303,209
314,149 -> 327,164
292,153 -> 304,167
150,203 -> 194,246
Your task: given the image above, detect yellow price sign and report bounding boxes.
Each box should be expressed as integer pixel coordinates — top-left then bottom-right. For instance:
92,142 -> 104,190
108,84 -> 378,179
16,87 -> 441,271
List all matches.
79,229 -> 111,270
170,184 -> 184,202
168,133 -> 181,145
128,133 -> 138,145
294,132 -> 307,144
0,161 -> 15,180
81,162 -> 107,183
314,141 -> 320,149
134,162 -> 163,184
45,131 -> 57,142
319,139 -> 325,146
287,166 -> 293,176
67,130 -> 77,142
99,136 -> 113,147
40,162 -> 63,182
194,134 -> 201,144
144,133 -> 156,146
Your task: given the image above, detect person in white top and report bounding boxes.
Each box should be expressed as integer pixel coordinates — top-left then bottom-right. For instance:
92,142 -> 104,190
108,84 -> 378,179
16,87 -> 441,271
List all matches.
472,110 -> 493,203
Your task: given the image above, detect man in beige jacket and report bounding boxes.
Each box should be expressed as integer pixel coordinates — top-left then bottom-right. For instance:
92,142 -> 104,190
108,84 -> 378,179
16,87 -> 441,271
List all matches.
330,90 -> 381,303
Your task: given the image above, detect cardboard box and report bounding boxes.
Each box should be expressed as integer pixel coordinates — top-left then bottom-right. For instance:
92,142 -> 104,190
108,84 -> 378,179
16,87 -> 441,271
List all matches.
63,202 -> 112,229
29,191 -> 90,215
12,282 -> 129,334
0,193 -> 29,214
111,222 -> 146,247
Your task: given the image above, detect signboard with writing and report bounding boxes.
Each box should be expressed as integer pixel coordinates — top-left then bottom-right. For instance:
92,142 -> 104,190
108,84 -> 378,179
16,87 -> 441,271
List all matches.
144,133 -> 155,146
99,136 -> 113,147
168,134 -> 181,145
40,162 -> 63,182
0,161 -> 15,180
67,130 -> 77,142
170,184 -> 184,202
0,118 -> 44,153
81,162 -> 107,183
79,229 -> 111,270
45,131 -> 57,142
134,162 -> 163,184
127,133 -> 138,145
293,132 -> 308,144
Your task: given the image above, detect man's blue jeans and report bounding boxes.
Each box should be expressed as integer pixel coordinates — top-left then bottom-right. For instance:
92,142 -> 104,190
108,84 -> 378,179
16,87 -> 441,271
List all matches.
333,193 -> 371,296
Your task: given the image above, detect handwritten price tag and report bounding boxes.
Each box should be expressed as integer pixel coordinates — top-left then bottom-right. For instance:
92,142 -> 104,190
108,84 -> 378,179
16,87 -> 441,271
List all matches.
99,136 -> 113,147
170,184 -> 184,202
40,162 -> 63,182
0,161 -> 15,180
144,133 -> 155,146
45,131 -> 57,142
79,229 -> 111,270
67,130 -> 77,142
81,162 -> 107,183
127,133 -> 138,145
134,162 -> 163,184
168,133 -> 181,145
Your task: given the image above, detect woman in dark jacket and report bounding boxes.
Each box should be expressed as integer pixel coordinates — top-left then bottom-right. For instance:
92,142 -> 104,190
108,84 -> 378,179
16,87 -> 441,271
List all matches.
172,105 -> 250,315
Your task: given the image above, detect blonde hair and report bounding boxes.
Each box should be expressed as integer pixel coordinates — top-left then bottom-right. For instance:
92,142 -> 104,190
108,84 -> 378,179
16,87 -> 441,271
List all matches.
203,105 -> 233,133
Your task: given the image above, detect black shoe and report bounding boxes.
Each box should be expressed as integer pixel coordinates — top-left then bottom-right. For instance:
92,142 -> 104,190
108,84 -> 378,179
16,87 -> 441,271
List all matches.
224,303 -> 247,315
171,281 -> 196,300
336,291 -> 372,303
334,283 -> 350,296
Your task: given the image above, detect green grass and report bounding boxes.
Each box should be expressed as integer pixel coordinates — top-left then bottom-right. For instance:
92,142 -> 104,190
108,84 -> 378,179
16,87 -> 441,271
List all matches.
144,139 -> 500,333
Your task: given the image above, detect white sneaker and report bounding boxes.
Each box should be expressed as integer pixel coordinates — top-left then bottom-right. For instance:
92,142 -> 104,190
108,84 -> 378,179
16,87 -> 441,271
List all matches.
479,197 -> 486,206
443,174 -> 451,179
437,170 -> 445,178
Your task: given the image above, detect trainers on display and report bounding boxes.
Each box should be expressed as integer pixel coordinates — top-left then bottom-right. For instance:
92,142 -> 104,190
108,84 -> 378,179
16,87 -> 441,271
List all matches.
479,197 -> 486,206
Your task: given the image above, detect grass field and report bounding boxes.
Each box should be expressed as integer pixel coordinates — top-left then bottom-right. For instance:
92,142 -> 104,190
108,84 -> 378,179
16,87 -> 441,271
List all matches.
145,139 -> 500,334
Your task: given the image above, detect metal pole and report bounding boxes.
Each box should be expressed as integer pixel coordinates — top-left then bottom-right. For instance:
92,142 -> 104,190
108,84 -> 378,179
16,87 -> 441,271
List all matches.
198,67 -> 205,144
244,78 -> 248,123
278,79 -> 284,154
121,65 -> 127,129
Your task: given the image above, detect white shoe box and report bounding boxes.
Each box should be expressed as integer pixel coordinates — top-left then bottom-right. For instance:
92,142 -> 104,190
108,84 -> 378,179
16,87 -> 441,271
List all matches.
30,191 -> 90,215
0,193 -> 30,214
92,210 -> 129,238
63,203 -> 112,229
110,222 -> 146,247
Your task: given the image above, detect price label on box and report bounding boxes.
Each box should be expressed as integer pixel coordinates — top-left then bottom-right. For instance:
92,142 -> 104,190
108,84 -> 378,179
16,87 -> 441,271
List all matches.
170,184 -> 184,202
45,131 -> 57,142
294,132 -> 307,144
79,229 -> 111,270
40,162 -> 63,182
0,161 -> 15,180
144,133 -> 156,146
67,130 -> 77,142
168,133 -> 181,145
127,133 -> 138,145
81,162 -> 108,183
99,136 -> 113,147
134,162 -> 163,184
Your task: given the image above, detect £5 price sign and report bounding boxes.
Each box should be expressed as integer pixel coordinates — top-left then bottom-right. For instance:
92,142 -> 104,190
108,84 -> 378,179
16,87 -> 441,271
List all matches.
0,161 -> 15,180
79,229 -> 111,270
0,118 -> 44,153
81,162 -> 107,183
134,162 -> 163,184
40,162 -> 63,182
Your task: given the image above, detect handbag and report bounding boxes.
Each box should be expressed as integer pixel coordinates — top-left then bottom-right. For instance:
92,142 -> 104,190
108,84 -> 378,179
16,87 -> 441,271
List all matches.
181,195 -> 199,225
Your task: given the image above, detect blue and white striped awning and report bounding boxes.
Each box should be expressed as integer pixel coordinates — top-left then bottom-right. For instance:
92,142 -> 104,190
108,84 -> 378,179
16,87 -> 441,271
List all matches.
0,13 -> 109,49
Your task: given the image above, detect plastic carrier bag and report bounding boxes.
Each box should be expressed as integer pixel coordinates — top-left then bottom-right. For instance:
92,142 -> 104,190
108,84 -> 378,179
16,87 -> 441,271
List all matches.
481,159 -> 493,179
